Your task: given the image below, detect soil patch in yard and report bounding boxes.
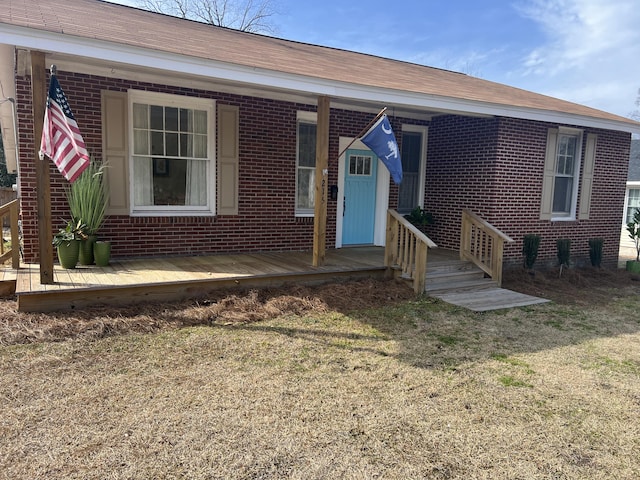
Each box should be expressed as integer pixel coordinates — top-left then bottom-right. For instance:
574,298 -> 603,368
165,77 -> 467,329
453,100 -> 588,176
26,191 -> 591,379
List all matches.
503,265 -> 640,306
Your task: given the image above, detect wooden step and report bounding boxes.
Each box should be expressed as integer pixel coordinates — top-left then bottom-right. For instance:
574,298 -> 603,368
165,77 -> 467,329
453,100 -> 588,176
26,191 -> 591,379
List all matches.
423,258 -> 549,311
427,259 -> 480,274
425,259 -> 495,293
425,276 -> 496,293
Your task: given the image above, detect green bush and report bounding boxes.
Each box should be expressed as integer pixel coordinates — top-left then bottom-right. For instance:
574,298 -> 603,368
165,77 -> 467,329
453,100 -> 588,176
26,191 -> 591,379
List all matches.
522,234 -> 541,270
588,238 -> 604,268
556,239 -> 571,267
403,207 -> 434,227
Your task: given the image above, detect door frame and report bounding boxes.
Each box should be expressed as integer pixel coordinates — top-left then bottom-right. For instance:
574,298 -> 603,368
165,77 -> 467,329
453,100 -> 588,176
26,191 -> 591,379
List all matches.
335,137 -> 390,248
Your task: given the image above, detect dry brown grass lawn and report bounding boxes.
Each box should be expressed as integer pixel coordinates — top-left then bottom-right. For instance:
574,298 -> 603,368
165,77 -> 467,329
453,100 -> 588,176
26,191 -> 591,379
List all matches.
1,268 -> 639,479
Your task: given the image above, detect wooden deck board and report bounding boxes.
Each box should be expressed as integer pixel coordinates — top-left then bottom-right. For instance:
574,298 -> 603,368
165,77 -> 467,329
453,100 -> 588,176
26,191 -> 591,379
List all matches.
14,248 -> 392,312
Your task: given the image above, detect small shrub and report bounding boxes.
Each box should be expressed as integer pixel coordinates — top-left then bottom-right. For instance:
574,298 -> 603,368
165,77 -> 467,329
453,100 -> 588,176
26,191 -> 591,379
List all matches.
627,207 -> 640,262
522,234 -> 541,270
403,207 -> 434,227
588,238 -> 604,268
557,239 -> 571,268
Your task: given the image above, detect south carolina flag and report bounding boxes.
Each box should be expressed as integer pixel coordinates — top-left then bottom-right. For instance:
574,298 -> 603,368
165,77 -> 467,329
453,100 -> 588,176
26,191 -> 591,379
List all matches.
39,74 -> 90,183
361,114 -> 402,184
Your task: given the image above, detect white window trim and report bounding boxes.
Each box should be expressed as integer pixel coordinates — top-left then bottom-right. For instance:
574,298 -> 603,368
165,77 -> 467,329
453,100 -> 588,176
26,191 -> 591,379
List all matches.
624,182 -> 640,226
295,111 -> 317,217
552,127 -> 583,222
400,124 -> 428,212
127,90 -> 216,217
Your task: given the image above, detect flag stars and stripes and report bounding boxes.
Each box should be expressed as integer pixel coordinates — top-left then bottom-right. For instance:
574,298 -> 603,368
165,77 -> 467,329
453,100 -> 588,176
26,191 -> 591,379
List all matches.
39,74 -> 90,183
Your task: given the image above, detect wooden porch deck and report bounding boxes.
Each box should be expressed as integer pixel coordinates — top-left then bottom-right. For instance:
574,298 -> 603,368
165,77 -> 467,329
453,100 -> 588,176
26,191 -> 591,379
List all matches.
1,247 -> 548,313
11,247 -> 401,312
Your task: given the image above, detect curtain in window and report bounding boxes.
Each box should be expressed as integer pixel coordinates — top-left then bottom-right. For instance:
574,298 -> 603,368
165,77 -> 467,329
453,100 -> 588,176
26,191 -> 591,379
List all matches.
134,156 -> 153,205
185,111 -> 208,206
186,160 -> 207,206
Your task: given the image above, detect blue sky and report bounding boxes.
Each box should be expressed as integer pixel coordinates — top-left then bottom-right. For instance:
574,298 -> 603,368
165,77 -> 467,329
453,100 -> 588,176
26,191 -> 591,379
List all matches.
107,0 -> 640,119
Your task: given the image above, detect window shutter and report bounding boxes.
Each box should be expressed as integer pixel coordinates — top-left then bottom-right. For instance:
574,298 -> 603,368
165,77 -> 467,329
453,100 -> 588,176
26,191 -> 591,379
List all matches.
578,133 -> 597,220
217,104 -> 239,215
540,128 -> 558,220
101,90 -> 129,215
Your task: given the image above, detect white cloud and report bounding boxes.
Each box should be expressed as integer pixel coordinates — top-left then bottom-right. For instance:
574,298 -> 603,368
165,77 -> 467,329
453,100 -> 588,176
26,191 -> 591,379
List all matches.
512,0 -> 640,116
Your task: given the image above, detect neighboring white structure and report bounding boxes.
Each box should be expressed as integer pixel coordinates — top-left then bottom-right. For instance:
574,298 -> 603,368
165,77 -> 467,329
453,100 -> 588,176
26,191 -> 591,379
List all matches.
621,139 -> 640,261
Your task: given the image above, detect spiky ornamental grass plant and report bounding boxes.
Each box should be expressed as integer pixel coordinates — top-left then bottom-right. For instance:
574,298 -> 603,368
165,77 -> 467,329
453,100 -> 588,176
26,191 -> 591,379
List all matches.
66,161 -> 108,236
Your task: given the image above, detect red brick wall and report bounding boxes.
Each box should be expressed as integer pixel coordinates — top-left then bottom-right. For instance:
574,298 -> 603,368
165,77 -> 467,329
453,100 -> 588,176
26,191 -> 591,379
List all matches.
16,72 -> 405,262
423,115 -> 501,247
425,116 -> 630,268
17,71 -> 629,267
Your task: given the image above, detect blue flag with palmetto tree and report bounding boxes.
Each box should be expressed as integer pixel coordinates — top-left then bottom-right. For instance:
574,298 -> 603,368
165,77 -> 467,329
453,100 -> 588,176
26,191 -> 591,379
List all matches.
360,114 -> 402,184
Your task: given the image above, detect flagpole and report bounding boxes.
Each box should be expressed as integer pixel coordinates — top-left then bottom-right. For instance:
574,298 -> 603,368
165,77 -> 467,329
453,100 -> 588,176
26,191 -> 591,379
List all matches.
336,106 -> 387,160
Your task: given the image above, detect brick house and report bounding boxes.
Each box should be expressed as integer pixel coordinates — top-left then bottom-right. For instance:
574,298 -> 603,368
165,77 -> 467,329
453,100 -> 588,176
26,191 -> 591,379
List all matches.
1,0 -> 638,270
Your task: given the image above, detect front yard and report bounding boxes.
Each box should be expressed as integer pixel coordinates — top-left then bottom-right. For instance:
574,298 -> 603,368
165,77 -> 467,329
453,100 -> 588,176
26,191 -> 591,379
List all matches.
0,269 -> 639,479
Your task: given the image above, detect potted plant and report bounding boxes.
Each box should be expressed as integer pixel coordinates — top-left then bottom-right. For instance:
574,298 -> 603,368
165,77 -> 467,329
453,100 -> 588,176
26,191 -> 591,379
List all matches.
66,160 -> 109,265
52,219 -> 86,269
404,206 -> 434,233
626,207 -> 640,273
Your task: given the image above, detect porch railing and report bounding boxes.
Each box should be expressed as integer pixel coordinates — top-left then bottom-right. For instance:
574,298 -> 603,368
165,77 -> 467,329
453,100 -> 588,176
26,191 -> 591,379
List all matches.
0,199 -> 20,269
460,209 -> 513,286
385,209 -> 437,293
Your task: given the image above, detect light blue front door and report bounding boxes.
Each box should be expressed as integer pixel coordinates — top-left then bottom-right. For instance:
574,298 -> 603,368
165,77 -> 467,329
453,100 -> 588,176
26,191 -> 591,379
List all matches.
342,149 -> 378,245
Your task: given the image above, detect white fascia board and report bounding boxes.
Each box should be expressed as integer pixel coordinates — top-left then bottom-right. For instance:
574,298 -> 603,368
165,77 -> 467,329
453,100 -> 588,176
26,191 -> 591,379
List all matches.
2,23 -> 639,134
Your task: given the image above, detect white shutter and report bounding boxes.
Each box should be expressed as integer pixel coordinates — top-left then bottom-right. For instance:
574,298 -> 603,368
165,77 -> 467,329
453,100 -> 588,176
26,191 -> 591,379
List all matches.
578,133 -> 597,220
540,128 -> 558,220
217,104 -> 239,215
101,91 -> 130,215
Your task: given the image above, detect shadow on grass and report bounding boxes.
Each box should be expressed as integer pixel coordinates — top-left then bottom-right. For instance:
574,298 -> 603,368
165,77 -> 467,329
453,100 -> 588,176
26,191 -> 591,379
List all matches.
2,270 -> 640,373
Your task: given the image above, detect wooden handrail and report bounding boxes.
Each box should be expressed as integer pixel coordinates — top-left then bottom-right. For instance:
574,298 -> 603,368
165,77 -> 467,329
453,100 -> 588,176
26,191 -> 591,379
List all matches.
460,209 -> 513,286
385,209 -> 437,293
0,199 -> 20,269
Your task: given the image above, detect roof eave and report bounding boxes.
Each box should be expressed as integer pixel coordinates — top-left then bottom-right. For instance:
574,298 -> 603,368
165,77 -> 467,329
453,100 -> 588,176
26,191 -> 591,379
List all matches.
2,23 -> 639,134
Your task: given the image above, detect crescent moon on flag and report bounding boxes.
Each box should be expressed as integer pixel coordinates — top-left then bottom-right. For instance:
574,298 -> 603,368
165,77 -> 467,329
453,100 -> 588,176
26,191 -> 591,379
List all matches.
382,124 -> 392,134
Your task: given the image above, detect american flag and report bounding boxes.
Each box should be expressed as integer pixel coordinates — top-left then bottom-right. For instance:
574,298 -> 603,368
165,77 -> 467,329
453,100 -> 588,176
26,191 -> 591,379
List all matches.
39,74 -> 89,183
